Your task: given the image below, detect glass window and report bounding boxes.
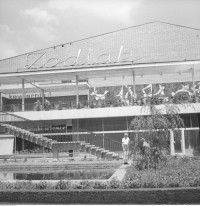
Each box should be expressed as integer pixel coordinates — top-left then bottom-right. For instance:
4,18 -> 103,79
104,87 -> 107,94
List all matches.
104,117 -> 127,131
180,114 -> 191,128
190,114 -> 199,127
79,118 -> 103,131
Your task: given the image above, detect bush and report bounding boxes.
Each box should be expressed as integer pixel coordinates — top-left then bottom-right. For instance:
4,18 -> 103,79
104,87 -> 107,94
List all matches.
35,181 -> 48,190
107,178 -> 121,189
124,157 -> 200,188
54,180 -> 71,189
0,181 -> 36,190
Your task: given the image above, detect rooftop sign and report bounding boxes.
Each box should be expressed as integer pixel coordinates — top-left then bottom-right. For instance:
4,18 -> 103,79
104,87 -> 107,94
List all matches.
25,46 -> 134,70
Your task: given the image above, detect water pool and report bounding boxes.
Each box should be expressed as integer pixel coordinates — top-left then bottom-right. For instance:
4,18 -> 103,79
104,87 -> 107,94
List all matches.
0,169 -> 115,181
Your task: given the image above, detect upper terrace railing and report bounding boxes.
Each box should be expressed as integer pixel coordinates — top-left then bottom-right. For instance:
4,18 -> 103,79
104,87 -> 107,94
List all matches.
1,94 -> 199,112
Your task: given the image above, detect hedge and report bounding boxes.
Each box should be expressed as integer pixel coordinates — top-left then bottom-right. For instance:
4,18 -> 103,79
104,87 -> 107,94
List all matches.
0,187 -> 200,204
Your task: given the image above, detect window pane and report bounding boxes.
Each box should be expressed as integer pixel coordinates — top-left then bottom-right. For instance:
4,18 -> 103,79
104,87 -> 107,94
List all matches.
104,117 -> 127,131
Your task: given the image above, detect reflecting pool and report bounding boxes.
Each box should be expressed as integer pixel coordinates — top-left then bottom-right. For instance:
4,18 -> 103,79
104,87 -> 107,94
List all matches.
0,169 -> 115,181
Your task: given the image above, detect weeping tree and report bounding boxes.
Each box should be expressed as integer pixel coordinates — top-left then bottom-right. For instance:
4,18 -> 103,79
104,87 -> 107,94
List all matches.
129,104 -> 185,170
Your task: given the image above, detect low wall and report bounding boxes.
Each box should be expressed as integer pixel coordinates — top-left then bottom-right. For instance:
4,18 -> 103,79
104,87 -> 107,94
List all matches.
0,135 -> 14,157
52,142 -> 81,159
0,187 -> 200,204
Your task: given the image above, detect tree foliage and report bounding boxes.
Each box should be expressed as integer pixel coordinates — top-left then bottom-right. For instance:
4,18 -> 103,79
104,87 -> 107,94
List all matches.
129,104 -> 185,170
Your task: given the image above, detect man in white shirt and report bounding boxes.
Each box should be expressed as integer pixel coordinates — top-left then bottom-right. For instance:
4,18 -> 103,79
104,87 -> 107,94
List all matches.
122,133 -> 130,164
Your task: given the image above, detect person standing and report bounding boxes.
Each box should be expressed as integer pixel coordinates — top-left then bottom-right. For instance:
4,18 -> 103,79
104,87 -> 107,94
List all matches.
122,133 -> 130,164
35,100 -> 41,111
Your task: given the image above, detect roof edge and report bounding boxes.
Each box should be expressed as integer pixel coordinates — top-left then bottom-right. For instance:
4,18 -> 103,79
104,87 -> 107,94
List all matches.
0,21 -> 199,62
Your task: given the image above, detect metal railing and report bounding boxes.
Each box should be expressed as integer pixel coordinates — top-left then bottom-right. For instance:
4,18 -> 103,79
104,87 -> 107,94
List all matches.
0,112 -> 55,153
1,94 -> 199,113
0,112 -> 123,156
76,128 -> 122,153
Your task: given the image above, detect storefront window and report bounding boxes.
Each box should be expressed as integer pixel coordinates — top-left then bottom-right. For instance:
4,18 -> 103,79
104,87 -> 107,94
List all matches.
104,117 -> 127,131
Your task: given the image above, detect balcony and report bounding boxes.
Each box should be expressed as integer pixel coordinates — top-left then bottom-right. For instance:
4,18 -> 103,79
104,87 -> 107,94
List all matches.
1,96 -> 200,121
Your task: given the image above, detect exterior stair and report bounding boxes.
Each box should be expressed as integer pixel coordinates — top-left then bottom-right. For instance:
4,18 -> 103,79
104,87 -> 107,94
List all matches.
79,141 -> 119,160
0,123 -> 57,150
0,123 -> 119,160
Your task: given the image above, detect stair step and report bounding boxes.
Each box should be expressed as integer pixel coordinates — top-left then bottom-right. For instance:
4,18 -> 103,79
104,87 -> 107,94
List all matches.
2,123 -> 119,161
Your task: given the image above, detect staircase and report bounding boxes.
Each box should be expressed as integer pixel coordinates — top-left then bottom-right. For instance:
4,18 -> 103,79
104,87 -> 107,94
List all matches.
0,112 -> 120,160
0,123 -> 57,150
52,141 -> 119,160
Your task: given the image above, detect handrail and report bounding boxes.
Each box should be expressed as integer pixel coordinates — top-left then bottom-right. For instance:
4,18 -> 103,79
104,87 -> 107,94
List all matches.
78,128 -> 121,144
0,111 -> 53,136
0,111 -> 32,122
1,94 -> 198,113
77,128 -> 122,152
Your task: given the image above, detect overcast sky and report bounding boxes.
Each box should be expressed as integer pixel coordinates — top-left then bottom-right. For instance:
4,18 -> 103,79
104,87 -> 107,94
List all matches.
0,0 -> 200,60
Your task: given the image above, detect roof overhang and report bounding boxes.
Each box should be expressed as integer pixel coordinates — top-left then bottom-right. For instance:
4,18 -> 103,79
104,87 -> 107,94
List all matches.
0,60 -> 199,88
0,82 -> 90,94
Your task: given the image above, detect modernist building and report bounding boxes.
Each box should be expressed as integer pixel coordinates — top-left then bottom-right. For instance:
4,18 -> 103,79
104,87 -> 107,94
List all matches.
0,22 -> 200,156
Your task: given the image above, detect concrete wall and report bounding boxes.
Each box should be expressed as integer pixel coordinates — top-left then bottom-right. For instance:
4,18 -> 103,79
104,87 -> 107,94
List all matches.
0,135 -> 14,156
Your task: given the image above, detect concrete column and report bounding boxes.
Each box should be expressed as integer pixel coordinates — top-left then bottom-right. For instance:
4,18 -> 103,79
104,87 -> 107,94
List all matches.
77,119 -> 79,141
181,129 -> 186,155
191,67 -> 197,102
102,118 -> 105,148
76,75 -> 79,108
14,136 -> 17,162
22,79 -> 25,111
132,71 -> 136,98
170,130 -> 175,155
88,88 -> 90,108
41,89 -> 45,110
0,92 -> 2,112
192,67 -> 195,94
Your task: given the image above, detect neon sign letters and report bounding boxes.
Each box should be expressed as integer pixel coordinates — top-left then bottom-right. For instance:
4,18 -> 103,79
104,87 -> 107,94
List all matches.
25,46 -> 133,69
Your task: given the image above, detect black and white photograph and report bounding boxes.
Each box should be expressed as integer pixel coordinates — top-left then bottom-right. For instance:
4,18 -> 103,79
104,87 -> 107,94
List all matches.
0,0 -> 200,204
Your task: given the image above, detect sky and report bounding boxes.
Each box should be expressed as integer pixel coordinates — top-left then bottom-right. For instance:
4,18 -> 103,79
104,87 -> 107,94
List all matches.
0,0 -> 200,60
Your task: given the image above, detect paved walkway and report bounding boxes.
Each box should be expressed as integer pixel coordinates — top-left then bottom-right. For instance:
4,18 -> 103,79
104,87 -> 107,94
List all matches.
109,160 -> 132,181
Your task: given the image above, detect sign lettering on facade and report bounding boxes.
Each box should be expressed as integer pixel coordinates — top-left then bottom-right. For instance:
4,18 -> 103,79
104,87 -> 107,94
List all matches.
9,93 -> 44,99
25,45 -> 133,69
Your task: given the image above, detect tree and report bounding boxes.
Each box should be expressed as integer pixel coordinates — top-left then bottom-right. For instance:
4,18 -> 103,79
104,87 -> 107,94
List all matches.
129,104 -> 184,170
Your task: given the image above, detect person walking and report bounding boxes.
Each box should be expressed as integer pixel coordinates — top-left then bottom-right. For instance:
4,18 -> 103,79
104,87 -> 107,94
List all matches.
122,132 -> 130,164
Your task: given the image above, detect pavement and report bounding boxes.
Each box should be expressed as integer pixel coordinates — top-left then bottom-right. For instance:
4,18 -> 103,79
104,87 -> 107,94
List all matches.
109,160 -> 132,181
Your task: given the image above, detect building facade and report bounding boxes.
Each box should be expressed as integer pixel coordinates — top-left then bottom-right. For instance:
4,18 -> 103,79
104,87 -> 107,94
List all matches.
0,22 -> 200,156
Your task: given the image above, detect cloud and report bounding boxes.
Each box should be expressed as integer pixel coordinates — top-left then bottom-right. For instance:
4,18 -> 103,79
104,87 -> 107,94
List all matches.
23,7 -> 59,25
23,7 -> 59,42
0,41 -> 17,59
48,0 -> 139,25
0,24 -> 17,59
30,25 -> 57,41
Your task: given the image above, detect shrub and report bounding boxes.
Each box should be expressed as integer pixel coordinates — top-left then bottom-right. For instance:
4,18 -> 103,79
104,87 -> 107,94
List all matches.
107,178 -> 121,189
54,180 -> 68,189
73,180 -> 94,189
93,181 -> 107,189
35,181 -> 48,190
124,157 -> 200,188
